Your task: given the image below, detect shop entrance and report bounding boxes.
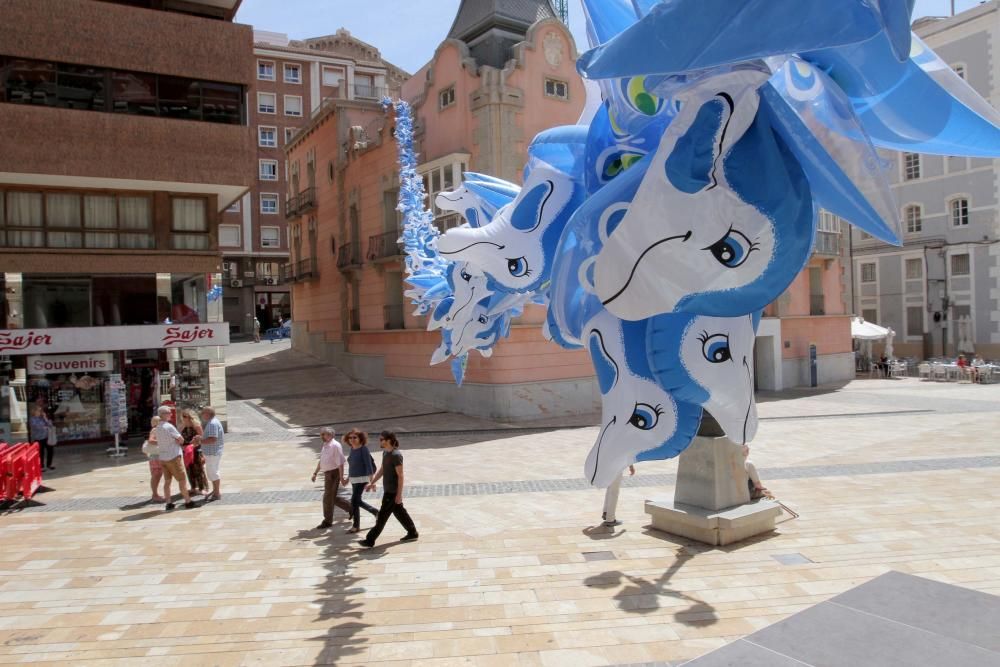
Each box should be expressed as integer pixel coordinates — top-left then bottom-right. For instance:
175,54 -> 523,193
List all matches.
123,350 -> 166,436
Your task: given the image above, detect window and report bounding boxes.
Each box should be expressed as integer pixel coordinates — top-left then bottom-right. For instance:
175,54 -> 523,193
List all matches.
439,86 -> 455,109
953,63 -> 966,80
818,210 -> 841,233
45,193 -> 83,249
862,308 -> 878,324
861,262 -> 876,283
261,227 -> 280,248
219,225 -> 241,247
420,159 -> 467,220
285,127 -> 297,144
283,63 -> 301,84
321,66 -> 344,88
258,126 -> 277,148
0,56 -> 245,125
226,199 -> 240,213
0,190 -> 154,249
257,60 -> 275,81
170,197 -> 209,250
951,253 -> 970,276
905,258 -> 923,280
545,78 -> 569,100
903,153 -> 920,180
257,92 -> 276,114
355,73 -> 377,99
284,95 -> 303,117
260,194 -> 278,215
259,159 -> 278,181
906,306 -> 924,337
950,197 -> 969,226
904,205 -> 922,233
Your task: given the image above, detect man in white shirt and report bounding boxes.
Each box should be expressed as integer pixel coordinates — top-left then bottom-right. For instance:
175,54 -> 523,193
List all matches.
155,406 -> 195,510
311,427 -> 352,530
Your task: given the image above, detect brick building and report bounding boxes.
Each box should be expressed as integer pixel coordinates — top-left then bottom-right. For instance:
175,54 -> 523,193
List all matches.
219,29 -> 406,336
0,0 -> 253,440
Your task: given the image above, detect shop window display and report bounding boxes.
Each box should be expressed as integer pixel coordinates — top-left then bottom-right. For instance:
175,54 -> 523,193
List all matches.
172,359 -> 209,412
27,371 -> 107,442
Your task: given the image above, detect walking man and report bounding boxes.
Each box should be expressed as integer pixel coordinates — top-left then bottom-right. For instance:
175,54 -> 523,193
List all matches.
602,464 -> 635,527
155,406 -> 196,510
311,427 -> 353,530
358,431 -> 418,548
198,406 -> 225,501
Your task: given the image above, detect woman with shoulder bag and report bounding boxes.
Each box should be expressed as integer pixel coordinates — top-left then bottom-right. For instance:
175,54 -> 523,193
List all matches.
143,416 -> 166,503
343,429 -> 379,533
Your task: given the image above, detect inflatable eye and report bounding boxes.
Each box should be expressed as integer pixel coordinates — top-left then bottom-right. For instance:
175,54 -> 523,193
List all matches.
507,257 -> 530,278
626,76 -> 663,116
698,332 -> 732,363
707,229 -> 755,268
460,268 -> 472,282
628,402 -> 662,431
784,60 -> 823,102
603,151 -> 643,180
477,314 -> 488,325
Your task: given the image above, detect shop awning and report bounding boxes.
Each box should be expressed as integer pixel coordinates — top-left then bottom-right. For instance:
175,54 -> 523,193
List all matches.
851,317 -> 889,341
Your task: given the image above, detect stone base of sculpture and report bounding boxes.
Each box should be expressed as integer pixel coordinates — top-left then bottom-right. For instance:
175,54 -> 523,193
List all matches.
645,425 -> 782,546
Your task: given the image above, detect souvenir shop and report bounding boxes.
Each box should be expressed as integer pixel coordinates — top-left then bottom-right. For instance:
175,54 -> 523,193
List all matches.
0,323 -> 227,444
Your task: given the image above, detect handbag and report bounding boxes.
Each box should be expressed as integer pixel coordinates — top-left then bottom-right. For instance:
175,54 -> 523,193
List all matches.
141,439 -> 160,458
47,425 -> 58,446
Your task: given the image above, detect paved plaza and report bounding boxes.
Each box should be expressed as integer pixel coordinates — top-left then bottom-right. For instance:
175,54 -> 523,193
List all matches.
1,342 -> 999,666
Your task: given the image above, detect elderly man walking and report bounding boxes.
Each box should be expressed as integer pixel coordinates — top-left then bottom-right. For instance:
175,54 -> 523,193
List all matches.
198,406 -> 225,501
311,427 -> 353,530
155,406 -> 196,510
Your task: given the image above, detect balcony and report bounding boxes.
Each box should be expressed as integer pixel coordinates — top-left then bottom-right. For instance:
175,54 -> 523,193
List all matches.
279,258 -> 317,283
367,231 -> 402,263
353,84 -> 388,100
814,231 -> 841,257
284,187 -> 316,219
384,304 -> 405,330
336,241 -> 363,271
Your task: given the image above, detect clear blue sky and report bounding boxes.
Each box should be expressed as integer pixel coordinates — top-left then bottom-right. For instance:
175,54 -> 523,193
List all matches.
235,0 -> 987,75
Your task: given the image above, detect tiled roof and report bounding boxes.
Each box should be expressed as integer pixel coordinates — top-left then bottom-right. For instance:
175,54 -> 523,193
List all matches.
447,0 -> 557,41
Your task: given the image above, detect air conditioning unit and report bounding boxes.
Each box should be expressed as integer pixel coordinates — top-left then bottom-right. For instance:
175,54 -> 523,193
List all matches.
265,278 -> 277,286
230,279 -> 243,288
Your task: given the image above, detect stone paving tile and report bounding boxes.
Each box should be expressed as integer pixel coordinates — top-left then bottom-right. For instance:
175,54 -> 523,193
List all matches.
1,346 -> 999,666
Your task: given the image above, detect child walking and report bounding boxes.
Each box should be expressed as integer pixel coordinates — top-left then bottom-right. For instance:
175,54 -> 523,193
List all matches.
358,431 -> 418,548
343,429 -> 379,533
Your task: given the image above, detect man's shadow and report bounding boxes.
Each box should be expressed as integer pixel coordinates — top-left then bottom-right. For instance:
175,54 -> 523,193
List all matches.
582,548 -> 718,626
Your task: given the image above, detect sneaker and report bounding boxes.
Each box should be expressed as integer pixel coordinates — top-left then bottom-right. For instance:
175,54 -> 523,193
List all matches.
315,522 -> 332,530
184,501 -> 198,509
357,539 -> 374,548
347,527 -> 361,534
165,503 -> 176,511
401,533 -> 419,542
602,519 -> 622,527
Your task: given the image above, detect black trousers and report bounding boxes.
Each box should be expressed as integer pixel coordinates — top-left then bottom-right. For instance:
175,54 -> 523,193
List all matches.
365,493 -> 416,544
37,438 -> 54,468
350,482 -> 378,528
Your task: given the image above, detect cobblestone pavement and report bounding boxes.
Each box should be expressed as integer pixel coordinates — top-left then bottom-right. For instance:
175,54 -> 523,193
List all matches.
0,344 -> 998,666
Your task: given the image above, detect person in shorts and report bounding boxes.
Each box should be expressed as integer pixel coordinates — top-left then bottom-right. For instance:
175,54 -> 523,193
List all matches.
198,406 -> 225,501
154,406 -> 196,510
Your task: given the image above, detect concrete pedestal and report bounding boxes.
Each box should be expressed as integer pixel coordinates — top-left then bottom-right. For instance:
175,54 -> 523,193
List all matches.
645,428 -> 782,546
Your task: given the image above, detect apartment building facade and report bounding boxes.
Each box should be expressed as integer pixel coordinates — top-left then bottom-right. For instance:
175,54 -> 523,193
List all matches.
851,2 -> 1000,361
219,29 -> 406,335
0,0 -> 253,440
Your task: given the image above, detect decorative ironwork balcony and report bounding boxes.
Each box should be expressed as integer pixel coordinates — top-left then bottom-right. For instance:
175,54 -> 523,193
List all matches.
284,187 -> 316,219
336,241 -> 363,271
279,258 -> 317,283
814,230 -> 841,257
367,231 -> 402,262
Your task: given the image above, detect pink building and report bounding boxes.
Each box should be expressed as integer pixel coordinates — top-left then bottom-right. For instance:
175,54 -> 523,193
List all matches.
287,1 -> 854,420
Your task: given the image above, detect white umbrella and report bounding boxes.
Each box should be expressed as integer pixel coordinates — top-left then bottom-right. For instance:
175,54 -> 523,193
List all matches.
851,316 -> 889,340
958,315 -> 975,355
885,328 -> 895,360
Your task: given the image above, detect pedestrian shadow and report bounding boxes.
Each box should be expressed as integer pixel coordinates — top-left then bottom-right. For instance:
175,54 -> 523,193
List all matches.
289,519 -> 375,664
117,509 -> 162,522
582,548 -> 718,626
582,524 -> 626,540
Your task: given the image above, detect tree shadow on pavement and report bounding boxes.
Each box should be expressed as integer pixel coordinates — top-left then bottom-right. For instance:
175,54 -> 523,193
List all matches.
582,548 -> 718,626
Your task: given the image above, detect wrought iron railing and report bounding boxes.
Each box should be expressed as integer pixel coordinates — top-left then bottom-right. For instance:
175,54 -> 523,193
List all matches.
354,84 -> 387,100
367,231 -> 402,261
336,241 -> 363,270
284,187 -> 316,219
814,230 -> 841,257
279,258 -> 317,283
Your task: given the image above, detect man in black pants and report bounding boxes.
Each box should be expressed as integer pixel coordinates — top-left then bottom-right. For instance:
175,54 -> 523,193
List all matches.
358,431 -> 418,548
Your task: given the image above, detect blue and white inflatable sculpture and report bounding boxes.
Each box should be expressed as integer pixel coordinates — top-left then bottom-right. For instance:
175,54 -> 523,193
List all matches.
391,0 -> 1000,486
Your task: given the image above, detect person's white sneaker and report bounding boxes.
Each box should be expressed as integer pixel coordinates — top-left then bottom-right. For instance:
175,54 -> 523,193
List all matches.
602,519 -> 622,527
